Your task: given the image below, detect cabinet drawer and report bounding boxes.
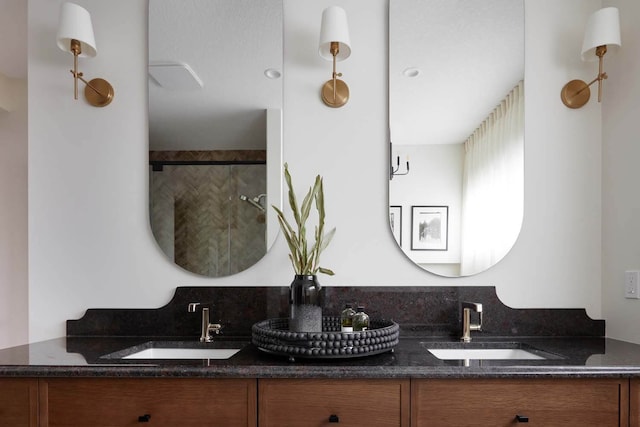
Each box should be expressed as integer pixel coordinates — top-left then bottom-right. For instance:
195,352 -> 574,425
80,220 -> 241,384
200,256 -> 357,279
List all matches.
40,378 -> 256,427
412,378 -> 628,427
0,378 -> 38,427
259,378 -> 410,427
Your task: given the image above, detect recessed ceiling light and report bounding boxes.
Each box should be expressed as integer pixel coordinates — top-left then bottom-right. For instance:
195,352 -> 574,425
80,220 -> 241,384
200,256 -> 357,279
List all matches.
402,67 -> 421,78
264,68 -> 282,79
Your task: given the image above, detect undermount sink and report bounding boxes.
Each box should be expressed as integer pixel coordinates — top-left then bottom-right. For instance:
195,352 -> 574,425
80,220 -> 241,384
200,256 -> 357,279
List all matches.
102,340 -> 246,360
427,348 -> 544,360
122,347 -> 241,360
423,341 -> 561,361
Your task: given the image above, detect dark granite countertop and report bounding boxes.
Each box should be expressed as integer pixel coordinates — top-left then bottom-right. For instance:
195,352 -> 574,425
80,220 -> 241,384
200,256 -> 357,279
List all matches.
2,335 -> 640,379
5,286 -> 637,380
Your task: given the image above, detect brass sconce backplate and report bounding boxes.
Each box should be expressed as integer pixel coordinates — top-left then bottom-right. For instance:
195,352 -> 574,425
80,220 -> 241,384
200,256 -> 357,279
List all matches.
84,78 -> 114,107
321,79 -> 349,108
561,79 -> 591,109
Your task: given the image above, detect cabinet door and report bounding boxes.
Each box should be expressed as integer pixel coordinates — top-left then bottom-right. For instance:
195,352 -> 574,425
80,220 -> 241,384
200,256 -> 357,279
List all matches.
40,378 -> 256,427
259,378 -> 410,427
630,378 -> 640,425
412,378 -> 629,427
0,378 -> 38,427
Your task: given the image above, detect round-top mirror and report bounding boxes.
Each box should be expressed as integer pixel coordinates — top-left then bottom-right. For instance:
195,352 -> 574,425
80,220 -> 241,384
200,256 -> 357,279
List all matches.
148,0 -> 283,277
389,0 -> 524,277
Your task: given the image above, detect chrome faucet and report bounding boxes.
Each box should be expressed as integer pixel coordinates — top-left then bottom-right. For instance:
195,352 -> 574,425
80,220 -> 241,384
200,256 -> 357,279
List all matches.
188,302 -> 222,342
461,302 -> 483,342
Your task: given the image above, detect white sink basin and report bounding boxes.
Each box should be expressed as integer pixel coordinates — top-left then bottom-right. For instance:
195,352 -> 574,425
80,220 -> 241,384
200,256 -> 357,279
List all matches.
122,347 -> 241,360
427,348 -> 545,360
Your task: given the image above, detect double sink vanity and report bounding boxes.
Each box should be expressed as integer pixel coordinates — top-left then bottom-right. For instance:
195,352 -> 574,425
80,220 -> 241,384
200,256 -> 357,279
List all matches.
2,286 -> 640,426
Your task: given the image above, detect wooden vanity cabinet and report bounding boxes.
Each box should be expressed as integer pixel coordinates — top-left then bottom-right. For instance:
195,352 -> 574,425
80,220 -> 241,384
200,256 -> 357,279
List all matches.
0,378 -> 38,427
630,378 -> 640,425
0,376 -> 635,426
412,378 -> 629,427
39,378 -> 256,427
258,379 -> 410,427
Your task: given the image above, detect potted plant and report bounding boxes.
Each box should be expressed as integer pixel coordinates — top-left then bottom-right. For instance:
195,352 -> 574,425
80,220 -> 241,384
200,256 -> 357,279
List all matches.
273,163 -> 336,332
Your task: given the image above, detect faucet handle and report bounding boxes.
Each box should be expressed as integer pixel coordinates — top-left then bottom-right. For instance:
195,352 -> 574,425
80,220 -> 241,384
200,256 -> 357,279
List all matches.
461,301 -> 483,313
207,323 -> 223,336
187,302 -> 200,313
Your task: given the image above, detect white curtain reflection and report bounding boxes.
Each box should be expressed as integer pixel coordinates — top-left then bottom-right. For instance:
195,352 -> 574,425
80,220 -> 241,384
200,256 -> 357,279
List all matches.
460,81 -> 524,275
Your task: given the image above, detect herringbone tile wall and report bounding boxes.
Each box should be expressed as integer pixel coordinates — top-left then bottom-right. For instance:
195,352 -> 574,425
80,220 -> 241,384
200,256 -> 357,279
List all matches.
150,164 -> 267,277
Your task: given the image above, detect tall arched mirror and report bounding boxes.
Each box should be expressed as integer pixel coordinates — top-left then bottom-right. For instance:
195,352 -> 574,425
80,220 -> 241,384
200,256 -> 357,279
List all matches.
148,0 -> 283,277
389,0 -> 524,277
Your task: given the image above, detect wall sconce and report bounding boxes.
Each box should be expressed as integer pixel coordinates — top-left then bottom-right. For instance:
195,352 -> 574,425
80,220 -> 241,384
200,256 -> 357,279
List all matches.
318,6 -> 351,108
389,142 -> 410,180
561,7 -> 621,109
56,2 -> 114,107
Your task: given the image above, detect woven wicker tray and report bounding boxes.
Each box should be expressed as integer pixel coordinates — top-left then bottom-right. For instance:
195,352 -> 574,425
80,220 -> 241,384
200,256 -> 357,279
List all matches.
252,316 -> 399,361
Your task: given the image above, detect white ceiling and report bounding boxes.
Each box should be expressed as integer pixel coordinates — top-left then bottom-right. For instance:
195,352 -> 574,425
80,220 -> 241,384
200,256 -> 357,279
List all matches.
0,0 -> 27,78
390,0 -> 524,145
148,0 -> 283,151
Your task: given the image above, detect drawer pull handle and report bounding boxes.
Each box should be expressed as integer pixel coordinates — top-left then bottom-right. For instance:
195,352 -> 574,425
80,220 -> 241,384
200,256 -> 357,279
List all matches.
329,414 -> 340,423
138,414 -> 151,422
515,414 -> 529,423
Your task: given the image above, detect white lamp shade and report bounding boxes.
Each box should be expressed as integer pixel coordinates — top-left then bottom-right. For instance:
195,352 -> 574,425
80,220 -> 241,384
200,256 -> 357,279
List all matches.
581,7 -> 621,61
319,6 -> 351,61
57,2 -> 97,58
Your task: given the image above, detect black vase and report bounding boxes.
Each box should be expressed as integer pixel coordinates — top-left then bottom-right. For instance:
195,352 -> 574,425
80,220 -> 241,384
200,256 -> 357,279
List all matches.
289,274 -> 323,332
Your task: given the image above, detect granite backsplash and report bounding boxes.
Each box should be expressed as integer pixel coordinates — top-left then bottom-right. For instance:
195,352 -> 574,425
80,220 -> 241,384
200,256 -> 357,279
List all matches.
67,286 -> 604,339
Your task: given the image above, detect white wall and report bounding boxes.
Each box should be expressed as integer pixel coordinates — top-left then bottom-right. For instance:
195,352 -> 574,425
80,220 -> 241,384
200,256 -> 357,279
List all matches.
602,0 -> 640,343
390,144 -> 463,268
0,76 -> 27,349
0,0 -> 28,349
27,0 -> 605,342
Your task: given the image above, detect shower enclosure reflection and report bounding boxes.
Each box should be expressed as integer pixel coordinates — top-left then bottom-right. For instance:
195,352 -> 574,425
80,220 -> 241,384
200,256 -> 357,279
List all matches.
150,161 -> 267,277
148,0 -> 283,277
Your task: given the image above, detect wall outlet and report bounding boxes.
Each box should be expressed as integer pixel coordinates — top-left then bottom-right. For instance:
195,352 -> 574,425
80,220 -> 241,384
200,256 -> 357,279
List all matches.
625,271 -> 640,299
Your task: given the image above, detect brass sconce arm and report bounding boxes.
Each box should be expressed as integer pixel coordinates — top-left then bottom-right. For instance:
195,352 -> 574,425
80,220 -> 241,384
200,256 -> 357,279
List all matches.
70,39 -> 82,100
69,70 -> 113,104
66,39 -> 114,107
330,42 -> 342,103
322,41 -> 349,108
595,45 -> 607,102
561,45 -> 610,109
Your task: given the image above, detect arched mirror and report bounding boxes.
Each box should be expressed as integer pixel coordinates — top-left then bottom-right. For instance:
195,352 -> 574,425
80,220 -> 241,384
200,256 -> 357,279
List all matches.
148,0 -> 283,277
389,0 -> 524,277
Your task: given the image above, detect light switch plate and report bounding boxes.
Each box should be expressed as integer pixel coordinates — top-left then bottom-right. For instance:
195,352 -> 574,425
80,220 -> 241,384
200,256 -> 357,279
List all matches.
625,271 -> 640,299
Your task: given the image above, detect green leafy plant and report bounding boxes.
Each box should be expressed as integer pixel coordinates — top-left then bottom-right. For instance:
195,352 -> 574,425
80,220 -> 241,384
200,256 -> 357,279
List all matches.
272,163 -> 336,276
